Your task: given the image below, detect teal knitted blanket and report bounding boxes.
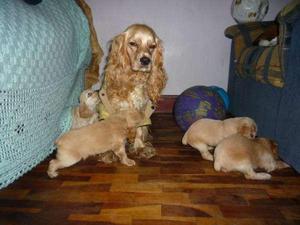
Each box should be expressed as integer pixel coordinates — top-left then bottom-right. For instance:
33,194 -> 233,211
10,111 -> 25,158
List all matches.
0,0 -> 91,188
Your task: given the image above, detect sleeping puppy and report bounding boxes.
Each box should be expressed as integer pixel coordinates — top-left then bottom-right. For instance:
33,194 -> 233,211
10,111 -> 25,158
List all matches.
71,89 -> 100,129
214,134 -> 289,180
47,110 -> 144,178
182,117 -> 257,161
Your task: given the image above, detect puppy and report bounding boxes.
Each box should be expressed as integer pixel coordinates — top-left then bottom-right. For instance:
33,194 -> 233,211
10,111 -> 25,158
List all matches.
47,110 -> 144,178
182,117 -> 257,161
71,89 -> 100,129
214,134 -> 289,180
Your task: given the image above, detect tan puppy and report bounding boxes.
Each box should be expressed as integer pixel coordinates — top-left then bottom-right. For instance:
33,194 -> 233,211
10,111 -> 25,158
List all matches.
47,110 -> 144,178
71,89 -> 100,129
182,117 -> 257,161
214,134 -> 289,180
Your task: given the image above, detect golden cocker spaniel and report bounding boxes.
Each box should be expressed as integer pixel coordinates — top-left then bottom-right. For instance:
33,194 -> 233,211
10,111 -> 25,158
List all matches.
104,24 -> 167,107
100,24 -> 167,159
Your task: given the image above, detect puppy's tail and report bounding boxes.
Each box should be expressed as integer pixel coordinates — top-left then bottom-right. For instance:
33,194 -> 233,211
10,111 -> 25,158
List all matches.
182,131 -> 188,145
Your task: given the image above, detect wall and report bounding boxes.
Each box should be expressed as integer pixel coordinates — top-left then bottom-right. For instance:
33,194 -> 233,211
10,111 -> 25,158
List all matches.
86,0 -> 289,95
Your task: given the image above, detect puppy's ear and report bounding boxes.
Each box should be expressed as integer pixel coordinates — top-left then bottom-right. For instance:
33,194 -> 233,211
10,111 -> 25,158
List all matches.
252,124 -> 257,136
238,124 -> 249,136
79,103 -> 93,118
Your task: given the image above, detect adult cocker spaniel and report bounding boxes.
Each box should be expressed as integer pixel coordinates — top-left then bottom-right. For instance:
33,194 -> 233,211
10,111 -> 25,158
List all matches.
99,24 -> 167,160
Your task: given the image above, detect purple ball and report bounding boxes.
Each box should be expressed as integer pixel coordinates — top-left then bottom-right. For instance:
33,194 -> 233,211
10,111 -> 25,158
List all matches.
174,86 -> 226,131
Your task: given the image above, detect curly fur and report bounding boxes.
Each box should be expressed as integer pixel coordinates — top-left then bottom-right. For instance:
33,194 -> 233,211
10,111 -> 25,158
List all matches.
98,24 -> 167,161
103,24 -> 167,109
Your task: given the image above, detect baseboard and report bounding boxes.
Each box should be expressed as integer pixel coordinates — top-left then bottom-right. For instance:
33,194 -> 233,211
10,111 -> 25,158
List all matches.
156,95 -> 178,113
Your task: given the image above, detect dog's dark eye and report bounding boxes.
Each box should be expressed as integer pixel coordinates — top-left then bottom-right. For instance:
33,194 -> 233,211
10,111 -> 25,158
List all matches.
129,41 -> 137,47
149,44 -> 156,49
87,92 -> 93,97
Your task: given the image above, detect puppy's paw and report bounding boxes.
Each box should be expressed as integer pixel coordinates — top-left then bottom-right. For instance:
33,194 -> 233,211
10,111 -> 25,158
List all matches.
47,160 -> 58,178
201,152 -> 214,161
257,172 -> 272,180
264,173 -> 272,180
207,146 -> 215,151
47,170 -> 58,178
245,172 -> 271,180
123,159 -> 136,167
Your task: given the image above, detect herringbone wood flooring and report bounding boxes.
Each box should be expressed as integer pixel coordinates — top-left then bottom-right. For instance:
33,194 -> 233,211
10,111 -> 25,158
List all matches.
0,113 -> 299,225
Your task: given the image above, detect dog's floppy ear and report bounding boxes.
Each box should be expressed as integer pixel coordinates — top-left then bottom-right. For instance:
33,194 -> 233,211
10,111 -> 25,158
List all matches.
147,37 -> 167,103
104,33 -> 130,98
79,103 -> 93,118
108,33 -> 129,69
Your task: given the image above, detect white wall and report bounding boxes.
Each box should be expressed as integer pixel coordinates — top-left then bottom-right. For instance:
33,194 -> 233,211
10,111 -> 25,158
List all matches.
86,0 -> 289,95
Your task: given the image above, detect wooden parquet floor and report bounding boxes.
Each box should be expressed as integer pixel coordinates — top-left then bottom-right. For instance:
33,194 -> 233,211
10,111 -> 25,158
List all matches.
1,113 -> 300,225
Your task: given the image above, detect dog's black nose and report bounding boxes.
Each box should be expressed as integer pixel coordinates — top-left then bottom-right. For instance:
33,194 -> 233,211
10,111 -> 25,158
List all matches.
140,56 -> 151,66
